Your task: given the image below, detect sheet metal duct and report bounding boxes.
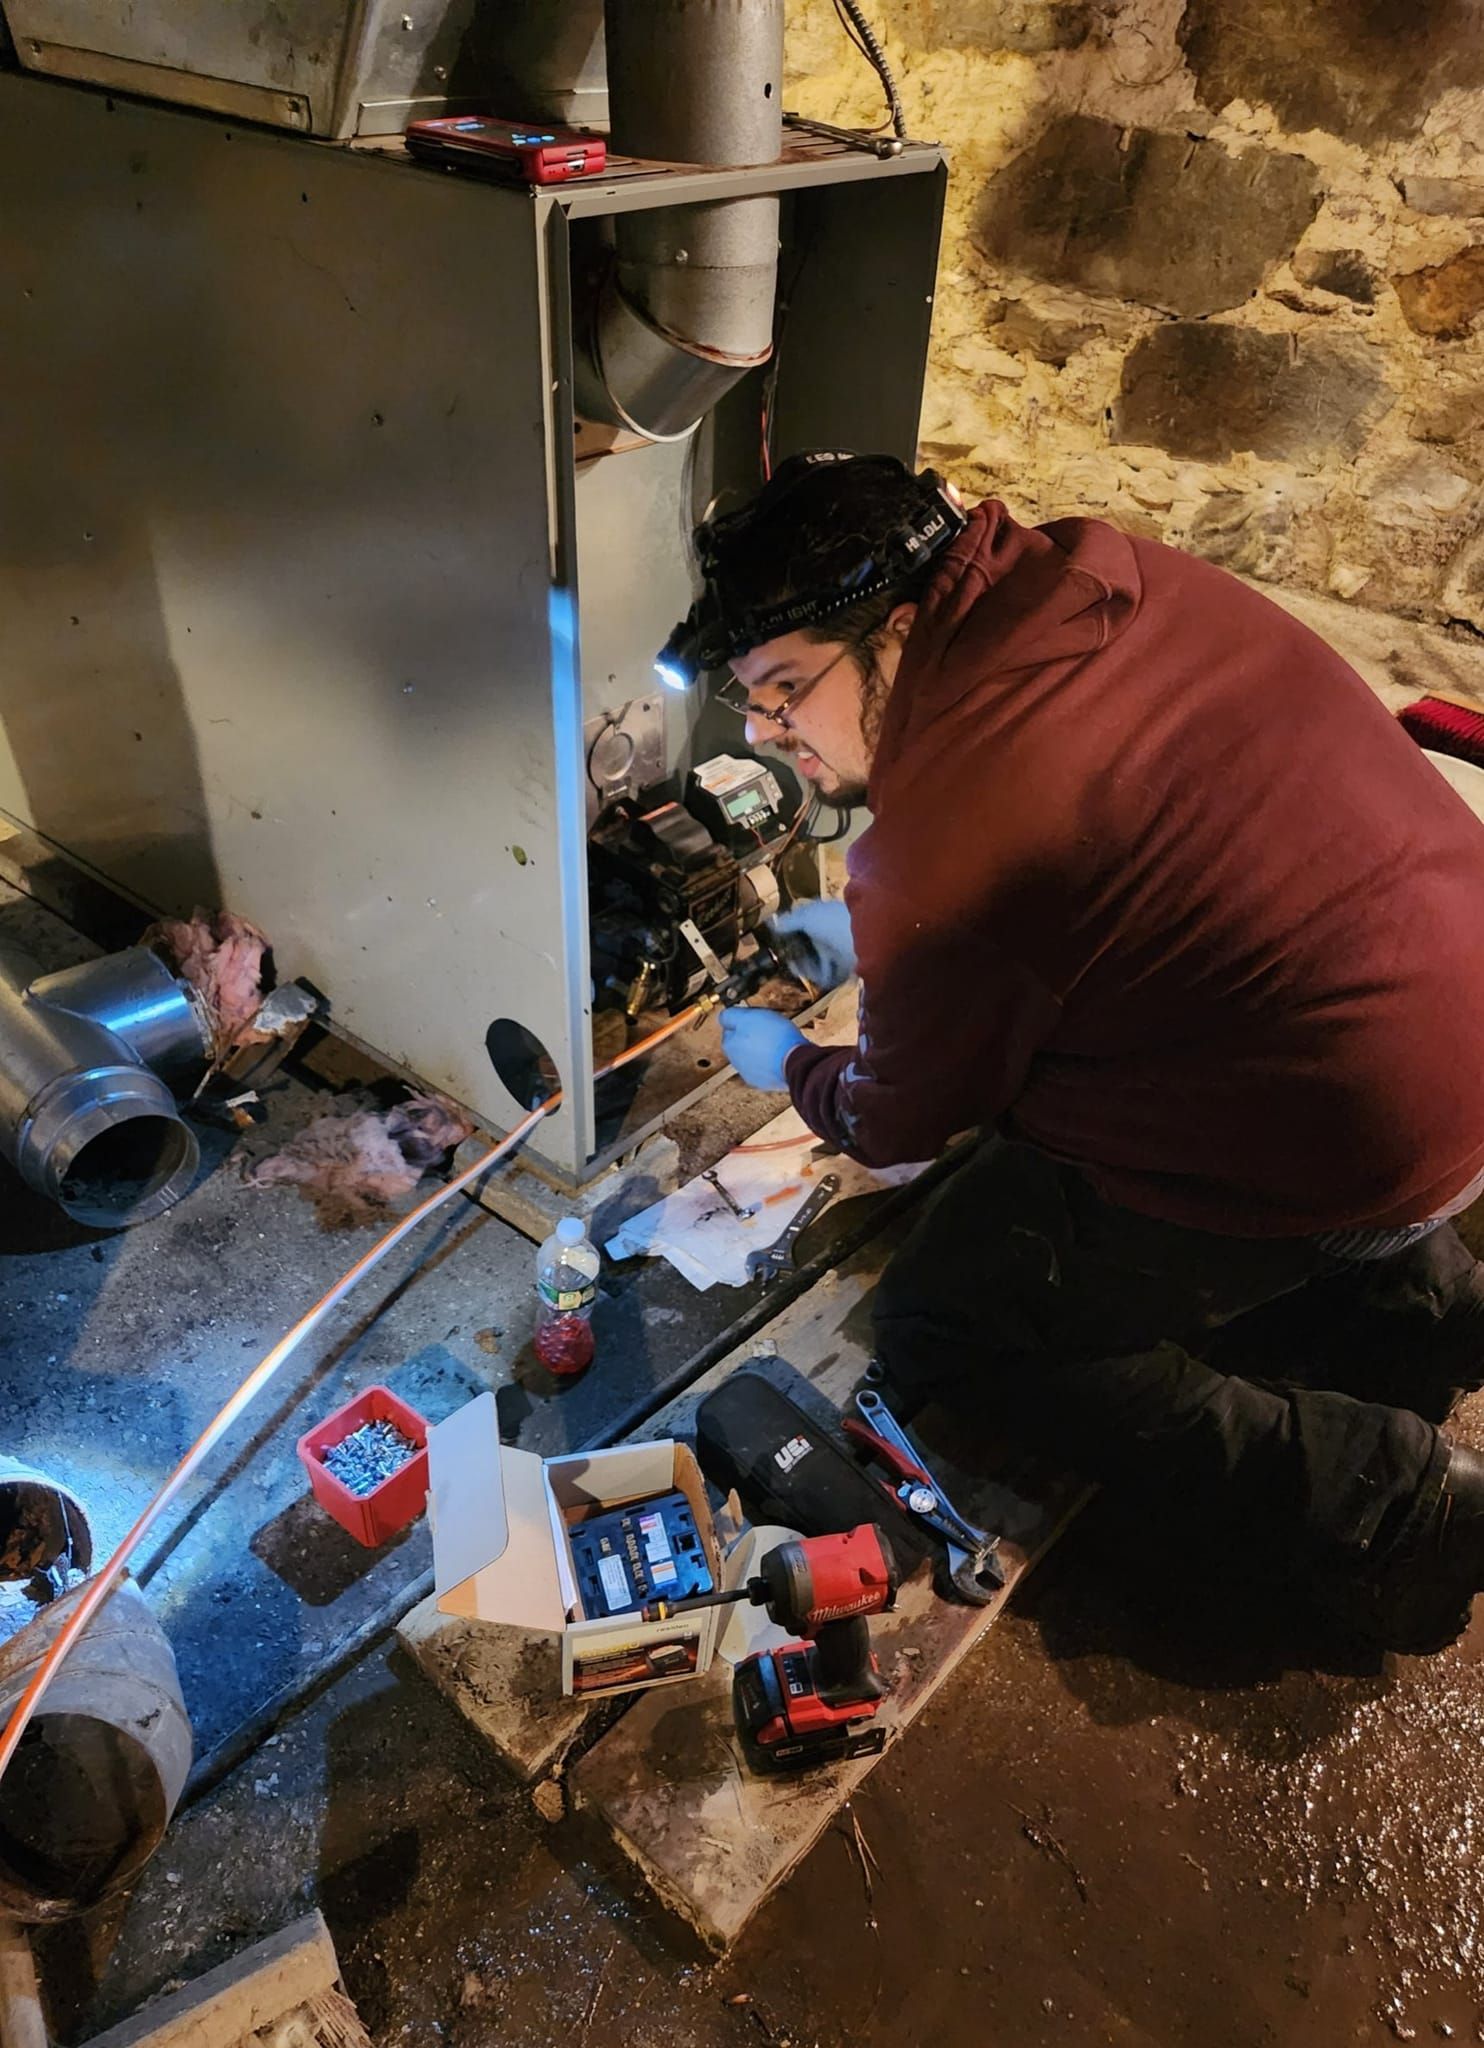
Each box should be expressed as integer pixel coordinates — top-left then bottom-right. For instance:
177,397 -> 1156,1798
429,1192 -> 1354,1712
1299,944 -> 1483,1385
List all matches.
0,0 -> 610,138
0,946 -> 209,1228
584,0 -> 784,440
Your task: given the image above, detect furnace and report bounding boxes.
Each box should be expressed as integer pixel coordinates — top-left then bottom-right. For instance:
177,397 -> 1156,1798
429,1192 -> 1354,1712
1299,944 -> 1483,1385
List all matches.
0,1 -> 944,1190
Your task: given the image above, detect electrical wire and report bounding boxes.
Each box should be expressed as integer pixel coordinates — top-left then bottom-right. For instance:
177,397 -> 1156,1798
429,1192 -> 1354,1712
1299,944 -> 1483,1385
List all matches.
586,703 -> 635,805
803,799 -> 854,845
768,789 -> 822,865
833,0 -> 876,69
758,219 -> 816,485
832,0 -> 907,139
0,1004 -> 703,1785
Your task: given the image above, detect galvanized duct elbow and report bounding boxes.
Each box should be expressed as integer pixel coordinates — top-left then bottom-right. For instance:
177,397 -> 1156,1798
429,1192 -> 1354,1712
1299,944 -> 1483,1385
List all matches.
582,0 -> 784,442
0,945 -> 210,1228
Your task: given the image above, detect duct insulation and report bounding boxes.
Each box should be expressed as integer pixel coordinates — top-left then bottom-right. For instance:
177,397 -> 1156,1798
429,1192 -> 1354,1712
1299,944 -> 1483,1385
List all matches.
585,0 -> 784,441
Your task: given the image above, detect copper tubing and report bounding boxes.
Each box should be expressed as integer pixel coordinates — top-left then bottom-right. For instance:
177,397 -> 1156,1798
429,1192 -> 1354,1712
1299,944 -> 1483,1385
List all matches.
0,1005 -> 701,1783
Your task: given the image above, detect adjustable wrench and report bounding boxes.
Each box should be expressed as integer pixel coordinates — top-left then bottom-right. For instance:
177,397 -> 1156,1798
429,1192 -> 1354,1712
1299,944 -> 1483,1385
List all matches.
745,1174 -> 841,1290
847,1388 -> 1006,1604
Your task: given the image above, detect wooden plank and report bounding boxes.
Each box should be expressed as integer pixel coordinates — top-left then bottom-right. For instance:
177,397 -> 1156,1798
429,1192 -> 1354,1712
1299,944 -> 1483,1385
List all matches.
569,1235 -> 1086,1950
392,1237 -> 913,1784
395,1603 -> 590,1786
0,1920 -> 46,2048
78,1914 -> 342,2048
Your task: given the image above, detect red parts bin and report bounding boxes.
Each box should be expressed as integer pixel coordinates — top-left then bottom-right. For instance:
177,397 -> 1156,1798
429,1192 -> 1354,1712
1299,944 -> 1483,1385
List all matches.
296,1385 -> 429,1547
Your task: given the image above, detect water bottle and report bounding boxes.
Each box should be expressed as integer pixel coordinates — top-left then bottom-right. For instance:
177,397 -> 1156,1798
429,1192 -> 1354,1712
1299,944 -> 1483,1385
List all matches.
533,1216 -> 600,1377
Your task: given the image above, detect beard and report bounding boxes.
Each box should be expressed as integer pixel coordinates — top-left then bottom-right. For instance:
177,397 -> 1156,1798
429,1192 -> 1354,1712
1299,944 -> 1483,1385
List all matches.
818,763 -> 869,807
776,648 -> 890,810
858,647 -> 893,763
826,648 -> 891,806
774,740 -> 868,809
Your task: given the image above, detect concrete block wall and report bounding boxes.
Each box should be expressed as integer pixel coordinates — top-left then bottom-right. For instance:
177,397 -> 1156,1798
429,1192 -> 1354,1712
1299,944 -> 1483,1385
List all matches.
785,0 -> 1484,646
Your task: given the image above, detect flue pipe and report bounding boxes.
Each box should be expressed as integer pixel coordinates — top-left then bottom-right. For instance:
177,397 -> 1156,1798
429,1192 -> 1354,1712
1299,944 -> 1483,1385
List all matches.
0,945 -> 209,1228
583,0 -> 784,441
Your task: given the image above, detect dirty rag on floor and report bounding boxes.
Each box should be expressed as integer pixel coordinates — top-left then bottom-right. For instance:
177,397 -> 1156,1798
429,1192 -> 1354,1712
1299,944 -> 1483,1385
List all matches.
604,995 -> 924,1288
246,1094 -> 474,1229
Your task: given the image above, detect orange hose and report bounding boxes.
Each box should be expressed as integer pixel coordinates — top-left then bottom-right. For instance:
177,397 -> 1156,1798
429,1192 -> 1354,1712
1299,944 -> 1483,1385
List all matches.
0,1004 -> 701,1782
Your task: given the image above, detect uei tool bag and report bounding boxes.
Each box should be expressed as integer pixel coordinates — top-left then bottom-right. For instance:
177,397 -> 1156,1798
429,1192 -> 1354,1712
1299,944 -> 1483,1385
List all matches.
695,1370 -> 930,1579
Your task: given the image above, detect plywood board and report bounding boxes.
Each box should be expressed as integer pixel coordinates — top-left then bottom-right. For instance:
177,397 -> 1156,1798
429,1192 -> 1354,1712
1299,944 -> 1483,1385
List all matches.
395,1603 -> 590,1787
570,1241 -> 1086,1949
78,1913 -> 347,2048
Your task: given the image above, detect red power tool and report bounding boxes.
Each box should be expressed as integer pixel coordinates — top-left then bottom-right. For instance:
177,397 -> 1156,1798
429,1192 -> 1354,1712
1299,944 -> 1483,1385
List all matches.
731,1524 -> 898,1774
641,1522 -> 900,1773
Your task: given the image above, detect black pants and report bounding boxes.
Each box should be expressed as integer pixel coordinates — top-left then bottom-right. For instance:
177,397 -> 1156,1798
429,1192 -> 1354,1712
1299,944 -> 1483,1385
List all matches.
873,1142 -> 1484,1566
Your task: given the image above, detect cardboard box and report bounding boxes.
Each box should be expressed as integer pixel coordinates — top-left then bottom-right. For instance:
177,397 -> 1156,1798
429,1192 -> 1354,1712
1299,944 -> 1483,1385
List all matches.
427,1393 -> 724,1700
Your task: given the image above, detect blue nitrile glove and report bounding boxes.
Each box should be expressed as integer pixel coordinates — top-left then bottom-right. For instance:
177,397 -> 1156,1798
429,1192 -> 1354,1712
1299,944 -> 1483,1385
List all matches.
769,897 -> 858,991
721,1007 -> 809,1091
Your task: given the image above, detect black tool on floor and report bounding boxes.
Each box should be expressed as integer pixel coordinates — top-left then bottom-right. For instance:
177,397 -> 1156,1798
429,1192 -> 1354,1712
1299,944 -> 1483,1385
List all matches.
642,1523 -> 899,1774
745,1175 -> 841,1291
695,1371 -> 931,1579
569,1491 -> 714,1619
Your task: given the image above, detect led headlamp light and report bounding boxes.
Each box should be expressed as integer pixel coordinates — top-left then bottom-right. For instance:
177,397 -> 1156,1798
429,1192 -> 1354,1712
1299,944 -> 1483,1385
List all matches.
654,452 -> 966,692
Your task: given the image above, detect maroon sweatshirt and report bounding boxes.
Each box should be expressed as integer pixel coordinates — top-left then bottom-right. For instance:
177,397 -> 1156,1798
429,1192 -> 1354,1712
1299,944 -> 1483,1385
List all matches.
786,502 -> 1484,1237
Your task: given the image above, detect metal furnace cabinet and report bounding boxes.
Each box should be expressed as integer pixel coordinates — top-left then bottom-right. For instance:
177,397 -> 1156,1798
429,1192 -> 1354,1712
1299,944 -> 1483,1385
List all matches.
0,71 -> 945,1180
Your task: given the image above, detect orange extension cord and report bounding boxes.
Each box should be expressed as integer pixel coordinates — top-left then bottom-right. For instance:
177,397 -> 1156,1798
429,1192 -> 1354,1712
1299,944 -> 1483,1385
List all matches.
0,1005 -> 703,1783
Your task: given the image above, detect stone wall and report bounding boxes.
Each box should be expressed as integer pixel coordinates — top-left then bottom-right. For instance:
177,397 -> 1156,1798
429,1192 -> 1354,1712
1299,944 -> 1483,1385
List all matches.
784,0 -> 1484,649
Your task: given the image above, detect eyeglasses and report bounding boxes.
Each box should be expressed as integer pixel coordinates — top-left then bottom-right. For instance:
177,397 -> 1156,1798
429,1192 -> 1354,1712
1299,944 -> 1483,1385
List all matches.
713,644 -> 856,732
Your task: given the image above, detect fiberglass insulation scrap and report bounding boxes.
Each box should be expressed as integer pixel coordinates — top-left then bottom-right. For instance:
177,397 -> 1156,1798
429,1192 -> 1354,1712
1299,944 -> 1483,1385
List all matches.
143,906 -> 273,1061
246,1092 -> 475,1229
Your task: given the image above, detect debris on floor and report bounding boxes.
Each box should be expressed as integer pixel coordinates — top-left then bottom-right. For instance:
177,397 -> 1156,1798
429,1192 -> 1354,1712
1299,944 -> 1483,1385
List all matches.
246,1091 -> 474,1227
602,987 -> 925,1287
395,1600 -> 591,1785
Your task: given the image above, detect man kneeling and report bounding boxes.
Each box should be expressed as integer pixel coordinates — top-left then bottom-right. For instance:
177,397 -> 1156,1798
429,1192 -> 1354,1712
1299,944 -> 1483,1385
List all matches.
660,451 -> 1484,1654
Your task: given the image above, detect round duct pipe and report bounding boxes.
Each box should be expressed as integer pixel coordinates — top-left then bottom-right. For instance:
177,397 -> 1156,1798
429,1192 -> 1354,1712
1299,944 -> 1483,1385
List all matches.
0,945 -> 209,1229
0,1462 -> 92,1586
582,0 -> 784,441
0,1577 -> 191,1923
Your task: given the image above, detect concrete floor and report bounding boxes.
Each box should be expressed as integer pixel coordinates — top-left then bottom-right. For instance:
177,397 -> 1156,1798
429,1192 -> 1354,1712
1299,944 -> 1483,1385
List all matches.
0,878 -> 872,1781
38,1469 -> 1484,2048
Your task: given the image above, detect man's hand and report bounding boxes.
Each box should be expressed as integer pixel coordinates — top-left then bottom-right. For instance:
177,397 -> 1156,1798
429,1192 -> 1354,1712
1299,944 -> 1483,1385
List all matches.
721,1008 -> 808,1091
770,898 -> 857,991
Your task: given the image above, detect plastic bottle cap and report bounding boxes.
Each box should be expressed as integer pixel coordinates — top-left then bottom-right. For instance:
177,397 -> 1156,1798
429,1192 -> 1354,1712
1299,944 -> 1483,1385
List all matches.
556,1217 -> 585,1244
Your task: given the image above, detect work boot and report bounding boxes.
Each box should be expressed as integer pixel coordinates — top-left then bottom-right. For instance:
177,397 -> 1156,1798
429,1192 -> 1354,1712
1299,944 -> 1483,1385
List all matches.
1316,1442 -> 1484,1655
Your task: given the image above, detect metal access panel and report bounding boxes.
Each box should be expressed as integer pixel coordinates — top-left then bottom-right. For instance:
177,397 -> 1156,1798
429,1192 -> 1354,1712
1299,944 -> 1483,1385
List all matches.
0,0 -> 610,136
0,71 -> 945,1179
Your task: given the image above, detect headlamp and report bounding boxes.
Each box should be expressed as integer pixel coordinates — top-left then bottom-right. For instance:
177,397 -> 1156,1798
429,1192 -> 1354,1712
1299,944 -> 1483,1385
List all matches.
654,452 -> 966,692
653,582 -> 732,692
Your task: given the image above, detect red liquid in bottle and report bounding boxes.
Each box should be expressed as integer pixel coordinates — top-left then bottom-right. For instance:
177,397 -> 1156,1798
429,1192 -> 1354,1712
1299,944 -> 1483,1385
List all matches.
534,1311 -> 595,1377
534,1218 -> 599,1379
